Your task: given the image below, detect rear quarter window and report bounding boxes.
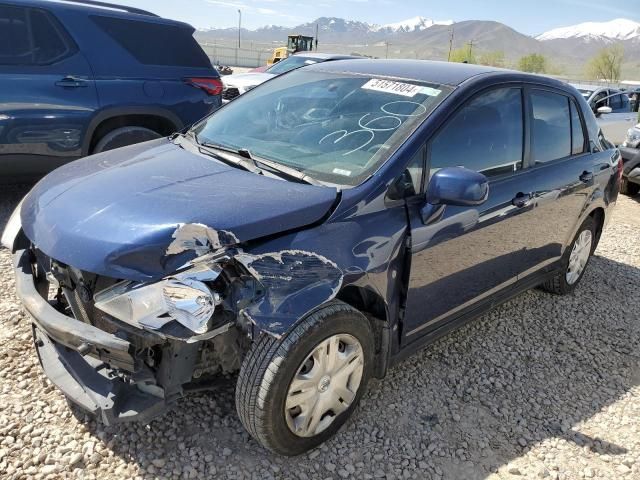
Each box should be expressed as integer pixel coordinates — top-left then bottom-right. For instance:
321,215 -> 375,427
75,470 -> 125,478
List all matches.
91,15 -> 211,68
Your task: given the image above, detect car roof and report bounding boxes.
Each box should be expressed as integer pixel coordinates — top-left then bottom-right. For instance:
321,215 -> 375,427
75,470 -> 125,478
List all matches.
292,52 -> 362,61
304,59 -> 560,87
570,84 -> 609,92
7,0 -> 193,29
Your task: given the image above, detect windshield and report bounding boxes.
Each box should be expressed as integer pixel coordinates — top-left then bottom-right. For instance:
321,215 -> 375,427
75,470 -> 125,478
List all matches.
193,70 -> 451,186
266,56 -> 321,75
577,89 -> 594,98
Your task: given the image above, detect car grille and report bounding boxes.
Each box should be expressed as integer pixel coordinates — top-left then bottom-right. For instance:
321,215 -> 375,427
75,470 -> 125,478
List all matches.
222,87 -> 240,101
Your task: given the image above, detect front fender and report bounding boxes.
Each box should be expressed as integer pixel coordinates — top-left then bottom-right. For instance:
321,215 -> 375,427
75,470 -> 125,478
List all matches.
234,206 -> 408,339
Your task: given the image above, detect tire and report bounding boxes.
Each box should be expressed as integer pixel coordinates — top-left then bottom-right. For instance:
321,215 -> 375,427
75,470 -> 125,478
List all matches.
542,216 -> 596,295
92,126 -> 162,153
235,301 -> 374,455
620,177 -> 640,196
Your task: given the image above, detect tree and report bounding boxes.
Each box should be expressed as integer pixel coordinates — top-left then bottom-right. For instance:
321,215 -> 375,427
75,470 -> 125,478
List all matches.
478,51 -> 506,67
449,46 -> 476,64
518,53 -> 547,73
586,44 -> 624,82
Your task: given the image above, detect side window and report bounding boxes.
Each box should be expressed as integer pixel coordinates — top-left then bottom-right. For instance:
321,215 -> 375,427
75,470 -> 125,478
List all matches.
406,148 -> 424,195
29,9 -> 72,64
0,6 -> 72,65
0,5 -> 30,65
609,94 -> 623,110
570,100 -> 586,155
531,90 -> 571,164
430,88 -> 524,178
591,91 -> 608,112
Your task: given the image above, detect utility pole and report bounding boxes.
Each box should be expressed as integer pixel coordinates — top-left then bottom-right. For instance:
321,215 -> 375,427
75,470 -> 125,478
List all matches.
466,40 -> 475,62
237,9 -> 242,49
385,41 -> 390,59
315,23 -> 319,51
447,26 -> 454,62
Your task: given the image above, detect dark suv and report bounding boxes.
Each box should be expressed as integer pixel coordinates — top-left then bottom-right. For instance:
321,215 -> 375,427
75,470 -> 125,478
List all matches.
3,60 -> 621,455
0,0 -> 222,180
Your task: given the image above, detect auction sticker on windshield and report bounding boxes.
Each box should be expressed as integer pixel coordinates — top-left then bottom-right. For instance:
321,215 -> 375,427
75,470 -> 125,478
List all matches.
362,79 -> 424,97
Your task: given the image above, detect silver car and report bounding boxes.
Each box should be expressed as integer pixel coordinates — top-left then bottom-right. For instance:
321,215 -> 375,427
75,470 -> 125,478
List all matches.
572,84 -> 638,145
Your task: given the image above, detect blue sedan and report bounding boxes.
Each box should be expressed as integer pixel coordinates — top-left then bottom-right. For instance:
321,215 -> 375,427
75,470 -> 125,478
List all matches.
3,59 -> 621,455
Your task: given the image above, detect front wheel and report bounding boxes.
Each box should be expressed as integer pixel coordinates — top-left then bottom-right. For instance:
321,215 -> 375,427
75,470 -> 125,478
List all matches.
235,301 -> 374,455
542,216 -> 596,295
93,126 -> 162,153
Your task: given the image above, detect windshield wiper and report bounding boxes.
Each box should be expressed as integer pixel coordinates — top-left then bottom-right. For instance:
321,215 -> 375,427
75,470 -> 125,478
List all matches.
252,156 -> 321,186
198,141 -> 263,175
191,134 -> 320,186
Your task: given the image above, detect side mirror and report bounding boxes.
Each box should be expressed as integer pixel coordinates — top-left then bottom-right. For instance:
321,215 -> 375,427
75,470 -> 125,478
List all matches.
597,106 -> 613,116
426,167 -> 489,207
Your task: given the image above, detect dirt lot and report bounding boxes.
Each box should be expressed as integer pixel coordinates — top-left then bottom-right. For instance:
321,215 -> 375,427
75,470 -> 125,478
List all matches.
0,185 -> 638,480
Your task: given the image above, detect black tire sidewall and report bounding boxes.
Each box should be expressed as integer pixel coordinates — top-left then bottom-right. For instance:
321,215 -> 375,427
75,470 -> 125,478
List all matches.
258,308 -> 374,455
93,126 -> 161,153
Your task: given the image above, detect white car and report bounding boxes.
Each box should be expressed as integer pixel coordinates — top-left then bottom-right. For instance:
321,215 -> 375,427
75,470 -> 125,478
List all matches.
222,53 -> 360,103
572,84 -> 637,145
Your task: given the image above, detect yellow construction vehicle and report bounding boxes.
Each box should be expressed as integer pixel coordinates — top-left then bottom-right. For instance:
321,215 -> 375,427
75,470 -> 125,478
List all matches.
267,34 -> 315,65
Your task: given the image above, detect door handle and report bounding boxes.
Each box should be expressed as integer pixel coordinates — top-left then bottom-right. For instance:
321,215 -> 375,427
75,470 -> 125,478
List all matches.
579,171 -> 594,183
55,76 -> 88,88
511,192 -> 533,208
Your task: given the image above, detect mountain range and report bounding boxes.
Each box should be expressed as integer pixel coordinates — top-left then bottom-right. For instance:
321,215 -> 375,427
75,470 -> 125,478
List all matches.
195,17 -> 640,78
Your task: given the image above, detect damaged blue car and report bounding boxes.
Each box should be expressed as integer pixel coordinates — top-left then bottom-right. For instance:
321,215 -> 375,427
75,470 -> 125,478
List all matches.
3,60 -> 621,455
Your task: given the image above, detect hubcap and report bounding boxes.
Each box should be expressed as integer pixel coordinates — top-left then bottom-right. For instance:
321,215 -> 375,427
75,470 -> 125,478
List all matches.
285,334 -> 364,438
566,230 -> 593,285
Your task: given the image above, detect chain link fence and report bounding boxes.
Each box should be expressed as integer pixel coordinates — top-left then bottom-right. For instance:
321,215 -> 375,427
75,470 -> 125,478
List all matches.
200,43 -> 273,68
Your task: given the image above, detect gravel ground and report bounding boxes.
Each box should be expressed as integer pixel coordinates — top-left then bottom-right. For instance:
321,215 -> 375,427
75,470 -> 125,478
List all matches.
0,184 -> 638,480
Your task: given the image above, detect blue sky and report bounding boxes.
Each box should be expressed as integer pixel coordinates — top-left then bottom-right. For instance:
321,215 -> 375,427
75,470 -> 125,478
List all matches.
110,0 -> 637,34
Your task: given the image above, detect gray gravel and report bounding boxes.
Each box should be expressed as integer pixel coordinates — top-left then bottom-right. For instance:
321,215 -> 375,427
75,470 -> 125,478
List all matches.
1,184 -> 639,480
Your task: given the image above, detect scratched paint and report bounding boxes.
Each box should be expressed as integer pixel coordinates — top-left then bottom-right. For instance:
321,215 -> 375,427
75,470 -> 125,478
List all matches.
166,223 -> 240,256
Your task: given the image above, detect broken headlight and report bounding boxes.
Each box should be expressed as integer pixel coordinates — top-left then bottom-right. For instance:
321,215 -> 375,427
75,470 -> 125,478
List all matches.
94,264 -> 222,334
624,127 -> 640,148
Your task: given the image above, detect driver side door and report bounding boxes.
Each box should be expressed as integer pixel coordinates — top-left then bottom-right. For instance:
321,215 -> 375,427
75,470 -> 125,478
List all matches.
401,86 -> 548,343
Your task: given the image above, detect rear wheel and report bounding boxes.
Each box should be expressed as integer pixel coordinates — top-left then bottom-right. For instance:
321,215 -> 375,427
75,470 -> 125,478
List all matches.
542,216 -> 596,295
235,301 -> 374,455
620,177 -> 640,196
93,126 -> 161,153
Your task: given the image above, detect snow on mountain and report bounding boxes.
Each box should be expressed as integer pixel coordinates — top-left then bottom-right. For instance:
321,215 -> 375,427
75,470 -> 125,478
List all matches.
537,18 -> 640,41
377,16 -> 453,33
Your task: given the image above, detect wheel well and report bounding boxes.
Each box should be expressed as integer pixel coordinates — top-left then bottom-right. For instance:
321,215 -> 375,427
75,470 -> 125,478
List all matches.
589,207 -> 605,247
337,286 -> 389,376
90,115 -> 177,153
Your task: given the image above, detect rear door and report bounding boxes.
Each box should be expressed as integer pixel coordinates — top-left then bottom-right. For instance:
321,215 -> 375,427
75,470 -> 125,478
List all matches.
0,4 -> 98,176
402,86 -> 546,342
518,87 -> 606,280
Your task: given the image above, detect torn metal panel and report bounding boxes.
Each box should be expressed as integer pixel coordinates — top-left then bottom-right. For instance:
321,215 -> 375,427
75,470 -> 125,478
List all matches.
233,250 -> 344,338
166,223 -> 240,256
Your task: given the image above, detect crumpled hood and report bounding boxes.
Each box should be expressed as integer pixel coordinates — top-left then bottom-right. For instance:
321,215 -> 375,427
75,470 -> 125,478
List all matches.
21,138 -> 337,281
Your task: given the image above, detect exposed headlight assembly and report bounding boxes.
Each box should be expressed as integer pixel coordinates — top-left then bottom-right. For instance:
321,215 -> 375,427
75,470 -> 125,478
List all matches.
625,128 -> 640,148
94,264 -> 222,334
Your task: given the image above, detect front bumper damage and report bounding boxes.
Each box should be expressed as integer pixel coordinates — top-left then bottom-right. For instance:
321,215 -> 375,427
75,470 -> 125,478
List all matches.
13,249 -> 238,424
14,231 -> 345,425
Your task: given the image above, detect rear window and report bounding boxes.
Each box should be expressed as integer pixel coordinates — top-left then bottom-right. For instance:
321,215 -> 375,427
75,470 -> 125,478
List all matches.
91,15 -> 211,68
531,90 -> 571,164
0,5 -> 73,65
